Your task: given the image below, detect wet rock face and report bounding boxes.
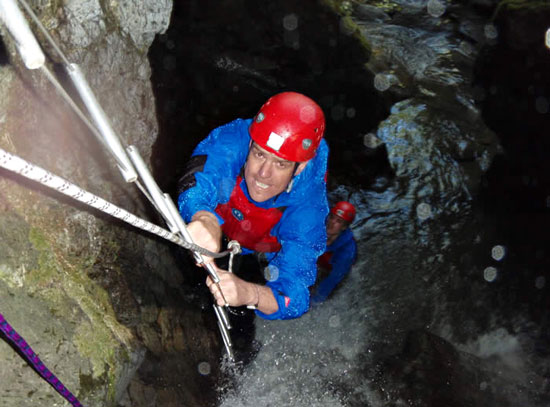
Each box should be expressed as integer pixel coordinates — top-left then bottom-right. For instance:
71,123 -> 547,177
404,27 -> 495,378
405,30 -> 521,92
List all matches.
0,1 -> 219,406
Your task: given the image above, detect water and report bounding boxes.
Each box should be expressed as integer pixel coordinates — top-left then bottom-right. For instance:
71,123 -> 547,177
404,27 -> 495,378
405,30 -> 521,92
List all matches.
217,260 -> 548,406
217,255 -> 380,406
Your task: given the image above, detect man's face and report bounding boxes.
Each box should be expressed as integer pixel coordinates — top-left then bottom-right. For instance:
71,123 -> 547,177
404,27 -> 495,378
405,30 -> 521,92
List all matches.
326,213 -> 348,239
244,143 -> 304,202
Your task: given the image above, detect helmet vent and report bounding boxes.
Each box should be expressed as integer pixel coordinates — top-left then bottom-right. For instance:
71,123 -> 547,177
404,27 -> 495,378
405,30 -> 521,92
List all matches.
256,112 -> 265,123
302,138 -> 312,150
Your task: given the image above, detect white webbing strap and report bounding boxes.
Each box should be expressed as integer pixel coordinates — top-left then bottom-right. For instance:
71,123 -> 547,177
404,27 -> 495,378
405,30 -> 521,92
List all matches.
0,147 -> 184,246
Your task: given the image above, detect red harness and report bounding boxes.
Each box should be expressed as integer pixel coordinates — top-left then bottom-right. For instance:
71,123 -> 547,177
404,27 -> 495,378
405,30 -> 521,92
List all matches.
215,176 -> 283,252
317,251 -> 333,270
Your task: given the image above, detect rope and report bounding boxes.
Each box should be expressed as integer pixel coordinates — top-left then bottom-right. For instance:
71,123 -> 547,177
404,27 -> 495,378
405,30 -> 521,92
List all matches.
10,2 -> 238,260
0,147 -> 236,259
0,313 -> 82,407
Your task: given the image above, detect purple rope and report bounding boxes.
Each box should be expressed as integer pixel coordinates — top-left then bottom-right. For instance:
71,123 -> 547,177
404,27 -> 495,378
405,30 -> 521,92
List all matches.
0,312 -> 83,407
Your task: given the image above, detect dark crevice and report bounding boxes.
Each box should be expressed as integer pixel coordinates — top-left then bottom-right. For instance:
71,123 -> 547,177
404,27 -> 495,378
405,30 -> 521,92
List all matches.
148,0 -> 394,198
0,38 -> 9,66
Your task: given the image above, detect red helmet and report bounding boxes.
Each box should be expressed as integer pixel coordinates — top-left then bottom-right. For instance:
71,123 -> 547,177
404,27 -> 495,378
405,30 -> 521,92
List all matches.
249,92 -> 325,162
331,201 -> 356,223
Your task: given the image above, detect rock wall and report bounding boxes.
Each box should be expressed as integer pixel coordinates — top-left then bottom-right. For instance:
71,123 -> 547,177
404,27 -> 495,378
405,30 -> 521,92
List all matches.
0,1 -> 219,406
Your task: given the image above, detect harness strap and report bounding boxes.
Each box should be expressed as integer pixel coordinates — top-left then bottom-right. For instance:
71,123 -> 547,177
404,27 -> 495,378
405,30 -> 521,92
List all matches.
0,313 -> 83,407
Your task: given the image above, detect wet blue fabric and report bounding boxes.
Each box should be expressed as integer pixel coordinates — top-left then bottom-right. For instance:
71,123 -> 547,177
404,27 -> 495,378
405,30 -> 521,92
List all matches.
178,118 -> 329,320
312,228 -> 357,303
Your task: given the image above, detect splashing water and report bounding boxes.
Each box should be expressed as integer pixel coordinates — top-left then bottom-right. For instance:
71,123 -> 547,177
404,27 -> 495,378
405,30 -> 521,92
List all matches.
217,256 -> 382,407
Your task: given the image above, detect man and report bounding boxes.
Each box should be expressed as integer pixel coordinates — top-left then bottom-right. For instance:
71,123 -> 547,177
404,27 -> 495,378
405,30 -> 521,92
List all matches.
177,91 -> 329,320
311,201 -> 357,303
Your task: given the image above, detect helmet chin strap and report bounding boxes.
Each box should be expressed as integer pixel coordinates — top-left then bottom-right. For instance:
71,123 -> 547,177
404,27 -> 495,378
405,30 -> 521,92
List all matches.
285,179 -> 294,193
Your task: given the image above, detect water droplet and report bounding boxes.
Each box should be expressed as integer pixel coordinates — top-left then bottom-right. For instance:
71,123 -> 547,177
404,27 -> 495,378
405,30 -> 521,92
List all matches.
416,203 -> 432,220
484,266 -> 498,282
283,14 -> 298,31
480,381 -> 488,391
491,245 -> 506,261
264,265 -> 279,282
346,107 -> 356,118
329,315 -> 340,328
427,0 -> 446,18
241,220 -> 251,231
535,276 -> 545,289
363,132 -> 382,149
197,361 -> 211,375
300,105 -> 316,123
374,73 -> 391,91
484,24 -> 498,40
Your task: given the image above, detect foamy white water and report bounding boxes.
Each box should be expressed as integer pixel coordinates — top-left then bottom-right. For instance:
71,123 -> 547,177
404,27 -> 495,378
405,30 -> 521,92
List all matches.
217,254 -> 381,407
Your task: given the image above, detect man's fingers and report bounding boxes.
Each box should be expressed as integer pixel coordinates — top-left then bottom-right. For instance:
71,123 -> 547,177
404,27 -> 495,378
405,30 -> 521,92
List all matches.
207,281 -> 228,306
214,290 -> 225,307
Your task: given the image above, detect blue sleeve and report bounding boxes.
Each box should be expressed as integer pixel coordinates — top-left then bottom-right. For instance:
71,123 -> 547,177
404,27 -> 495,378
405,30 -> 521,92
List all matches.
177,119 -> 251,222
256,201 -> 328,320
313,239 -> 357,303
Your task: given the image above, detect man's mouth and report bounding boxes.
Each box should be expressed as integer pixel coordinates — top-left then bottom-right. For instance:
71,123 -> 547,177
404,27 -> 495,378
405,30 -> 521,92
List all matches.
255,180 -> 269,189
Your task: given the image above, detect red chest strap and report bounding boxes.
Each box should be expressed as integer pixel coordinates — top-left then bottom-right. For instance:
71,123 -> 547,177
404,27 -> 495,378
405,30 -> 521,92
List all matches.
215,176 -> 283,253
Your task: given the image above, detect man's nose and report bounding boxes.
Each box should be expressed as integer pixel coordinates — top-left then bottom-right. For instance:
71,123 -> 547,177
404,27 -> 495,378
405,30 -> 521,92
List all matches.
258,160 -> 272,178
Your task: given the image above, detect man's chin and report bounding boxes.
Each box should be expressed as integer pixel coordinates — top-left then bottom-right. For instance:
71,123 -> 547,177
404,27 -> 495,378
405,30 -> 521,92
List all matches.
249,190 -> 270,203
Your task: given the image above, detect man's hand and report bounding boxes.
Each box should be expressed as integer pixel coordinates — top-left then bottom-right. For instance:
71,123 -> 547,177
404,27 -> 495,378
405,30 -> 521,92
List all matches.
187,210 -> 222,258
206,271 -> 279,314
206,270 -> 255,307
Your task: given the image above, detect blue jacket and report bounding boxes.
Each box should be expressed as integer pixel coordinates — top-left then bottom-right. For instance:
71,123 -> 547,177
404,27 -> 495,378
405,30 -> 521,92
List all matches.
312,228 -> 357,303
178,118 -> 329,319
